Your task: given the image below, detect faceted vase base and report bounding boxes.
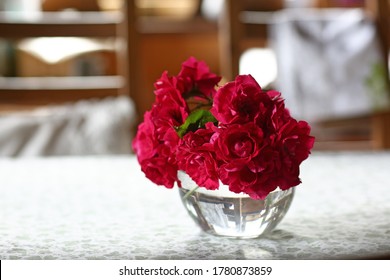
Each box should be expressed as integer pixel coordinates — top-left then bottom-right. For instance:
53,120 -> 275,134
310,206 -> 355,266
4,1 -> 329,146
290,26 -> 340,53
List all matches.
179,187 -> 294,239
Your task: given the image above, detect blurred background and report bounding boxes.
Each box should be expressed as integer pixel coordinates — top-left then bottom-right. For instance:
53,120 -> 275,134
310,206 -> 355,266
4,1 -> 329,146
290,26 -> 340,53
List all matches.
0,0 -> 389,156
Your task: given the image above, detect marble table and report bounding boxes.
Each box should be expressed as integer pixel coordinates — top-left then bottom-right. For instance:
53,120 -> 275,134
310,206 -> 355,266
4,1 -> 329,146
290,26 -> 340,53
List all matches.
1,152 -> 389,259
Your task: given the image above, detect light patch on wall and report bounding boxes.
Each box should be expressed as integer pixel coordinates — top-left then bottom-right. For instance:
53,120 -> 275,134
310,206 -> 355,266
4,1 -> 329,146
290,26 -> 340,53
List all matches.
17,37 -> 114,64
239,48 -> 277,88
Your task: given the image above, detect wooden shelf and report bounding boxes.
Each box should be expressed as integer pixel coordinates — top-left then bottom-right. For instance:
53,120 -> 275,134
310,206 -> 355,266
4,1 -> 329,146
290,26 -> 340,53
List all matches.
137,15 -> 218,34
0,11 -> 219,37
0,11 -> 123,37
0,76 -> 123,90
0,76 -> 124,105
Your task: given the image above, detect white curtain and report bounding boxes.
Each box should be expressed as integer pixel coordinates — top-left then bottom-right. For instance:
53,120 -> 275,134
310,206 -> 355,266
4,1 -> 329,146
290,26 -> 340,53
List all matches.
270,8 -> 389,122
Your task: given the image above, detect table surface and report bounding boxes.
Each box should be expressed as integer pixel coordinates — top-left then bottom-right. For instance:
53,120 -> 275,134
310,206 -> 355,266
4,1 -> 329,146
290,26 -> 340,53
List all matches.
1,152 -> 390,260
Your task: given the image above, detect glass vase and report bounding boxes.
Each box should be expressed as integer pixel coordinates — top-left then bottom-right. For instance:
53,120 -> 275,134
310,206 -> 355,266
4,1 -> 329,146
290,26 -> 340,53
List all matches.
178,172 -> 294,238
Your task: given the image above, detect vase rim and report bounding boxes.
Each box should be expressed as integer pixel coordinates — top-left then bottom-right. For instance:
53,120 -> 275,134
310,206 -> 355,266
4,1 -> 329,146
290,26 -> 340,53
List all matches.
177,170 -> 287,198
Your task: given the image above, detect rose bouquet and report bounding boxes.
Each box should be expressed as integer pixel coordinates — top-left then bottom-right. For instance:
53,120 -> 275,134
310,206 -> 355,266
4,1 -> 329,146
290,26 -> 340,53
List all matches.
132,57 -> 314,200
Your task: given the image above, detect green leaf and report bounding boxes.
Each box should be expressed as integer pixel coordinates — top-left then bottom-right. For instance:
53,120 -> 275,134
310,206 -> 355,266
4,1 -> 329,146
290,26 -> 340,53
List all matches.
176,109 -> 217,138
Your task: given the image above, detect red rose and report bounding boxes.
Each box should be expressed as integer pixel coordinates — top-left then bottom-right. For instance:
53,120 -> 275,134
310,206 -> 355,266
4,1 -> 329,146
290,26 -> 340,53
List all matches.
219,145 -> 282,200
154,70 -> 177,95
150,98 -> 187,140
139,148 -> 179,189
132,112 -> 179,188
177,123 -> 219,190
214,123 -> 267,194
273,118 -> 315,190
251,90 -> 289,135
177,56 -> 221,98
214,122 -> 264,163
154,71 -> 187,109
132,111 -> 156,163
211,75 -> 272,125
132,83 -> 187,189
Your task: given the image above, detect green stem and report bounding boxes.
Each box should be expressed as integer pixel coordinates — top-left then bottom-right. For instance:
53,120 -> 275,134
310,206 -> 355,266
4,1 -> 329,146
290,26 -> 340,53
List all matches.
183,186 -> 200,200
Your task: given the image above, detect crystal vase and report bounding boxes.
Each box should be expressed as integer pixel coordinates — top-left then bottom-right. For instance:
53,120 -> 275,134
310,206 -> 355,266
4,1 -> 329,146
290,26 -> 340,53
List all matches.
178,172 -> 294,238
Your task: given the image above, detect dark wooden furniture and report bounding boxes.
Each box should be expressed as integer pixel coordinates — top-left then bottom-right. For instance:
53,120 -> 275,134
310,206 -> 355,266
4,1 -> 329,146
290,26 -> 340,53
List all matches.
0,7 -> 132,111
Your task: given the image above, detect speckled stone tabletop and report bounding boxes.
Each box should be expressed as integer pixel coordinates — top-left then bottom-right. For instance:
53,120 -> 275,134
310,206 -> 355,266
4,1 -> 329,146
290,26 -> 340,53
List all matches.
1,152 -> 389,260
